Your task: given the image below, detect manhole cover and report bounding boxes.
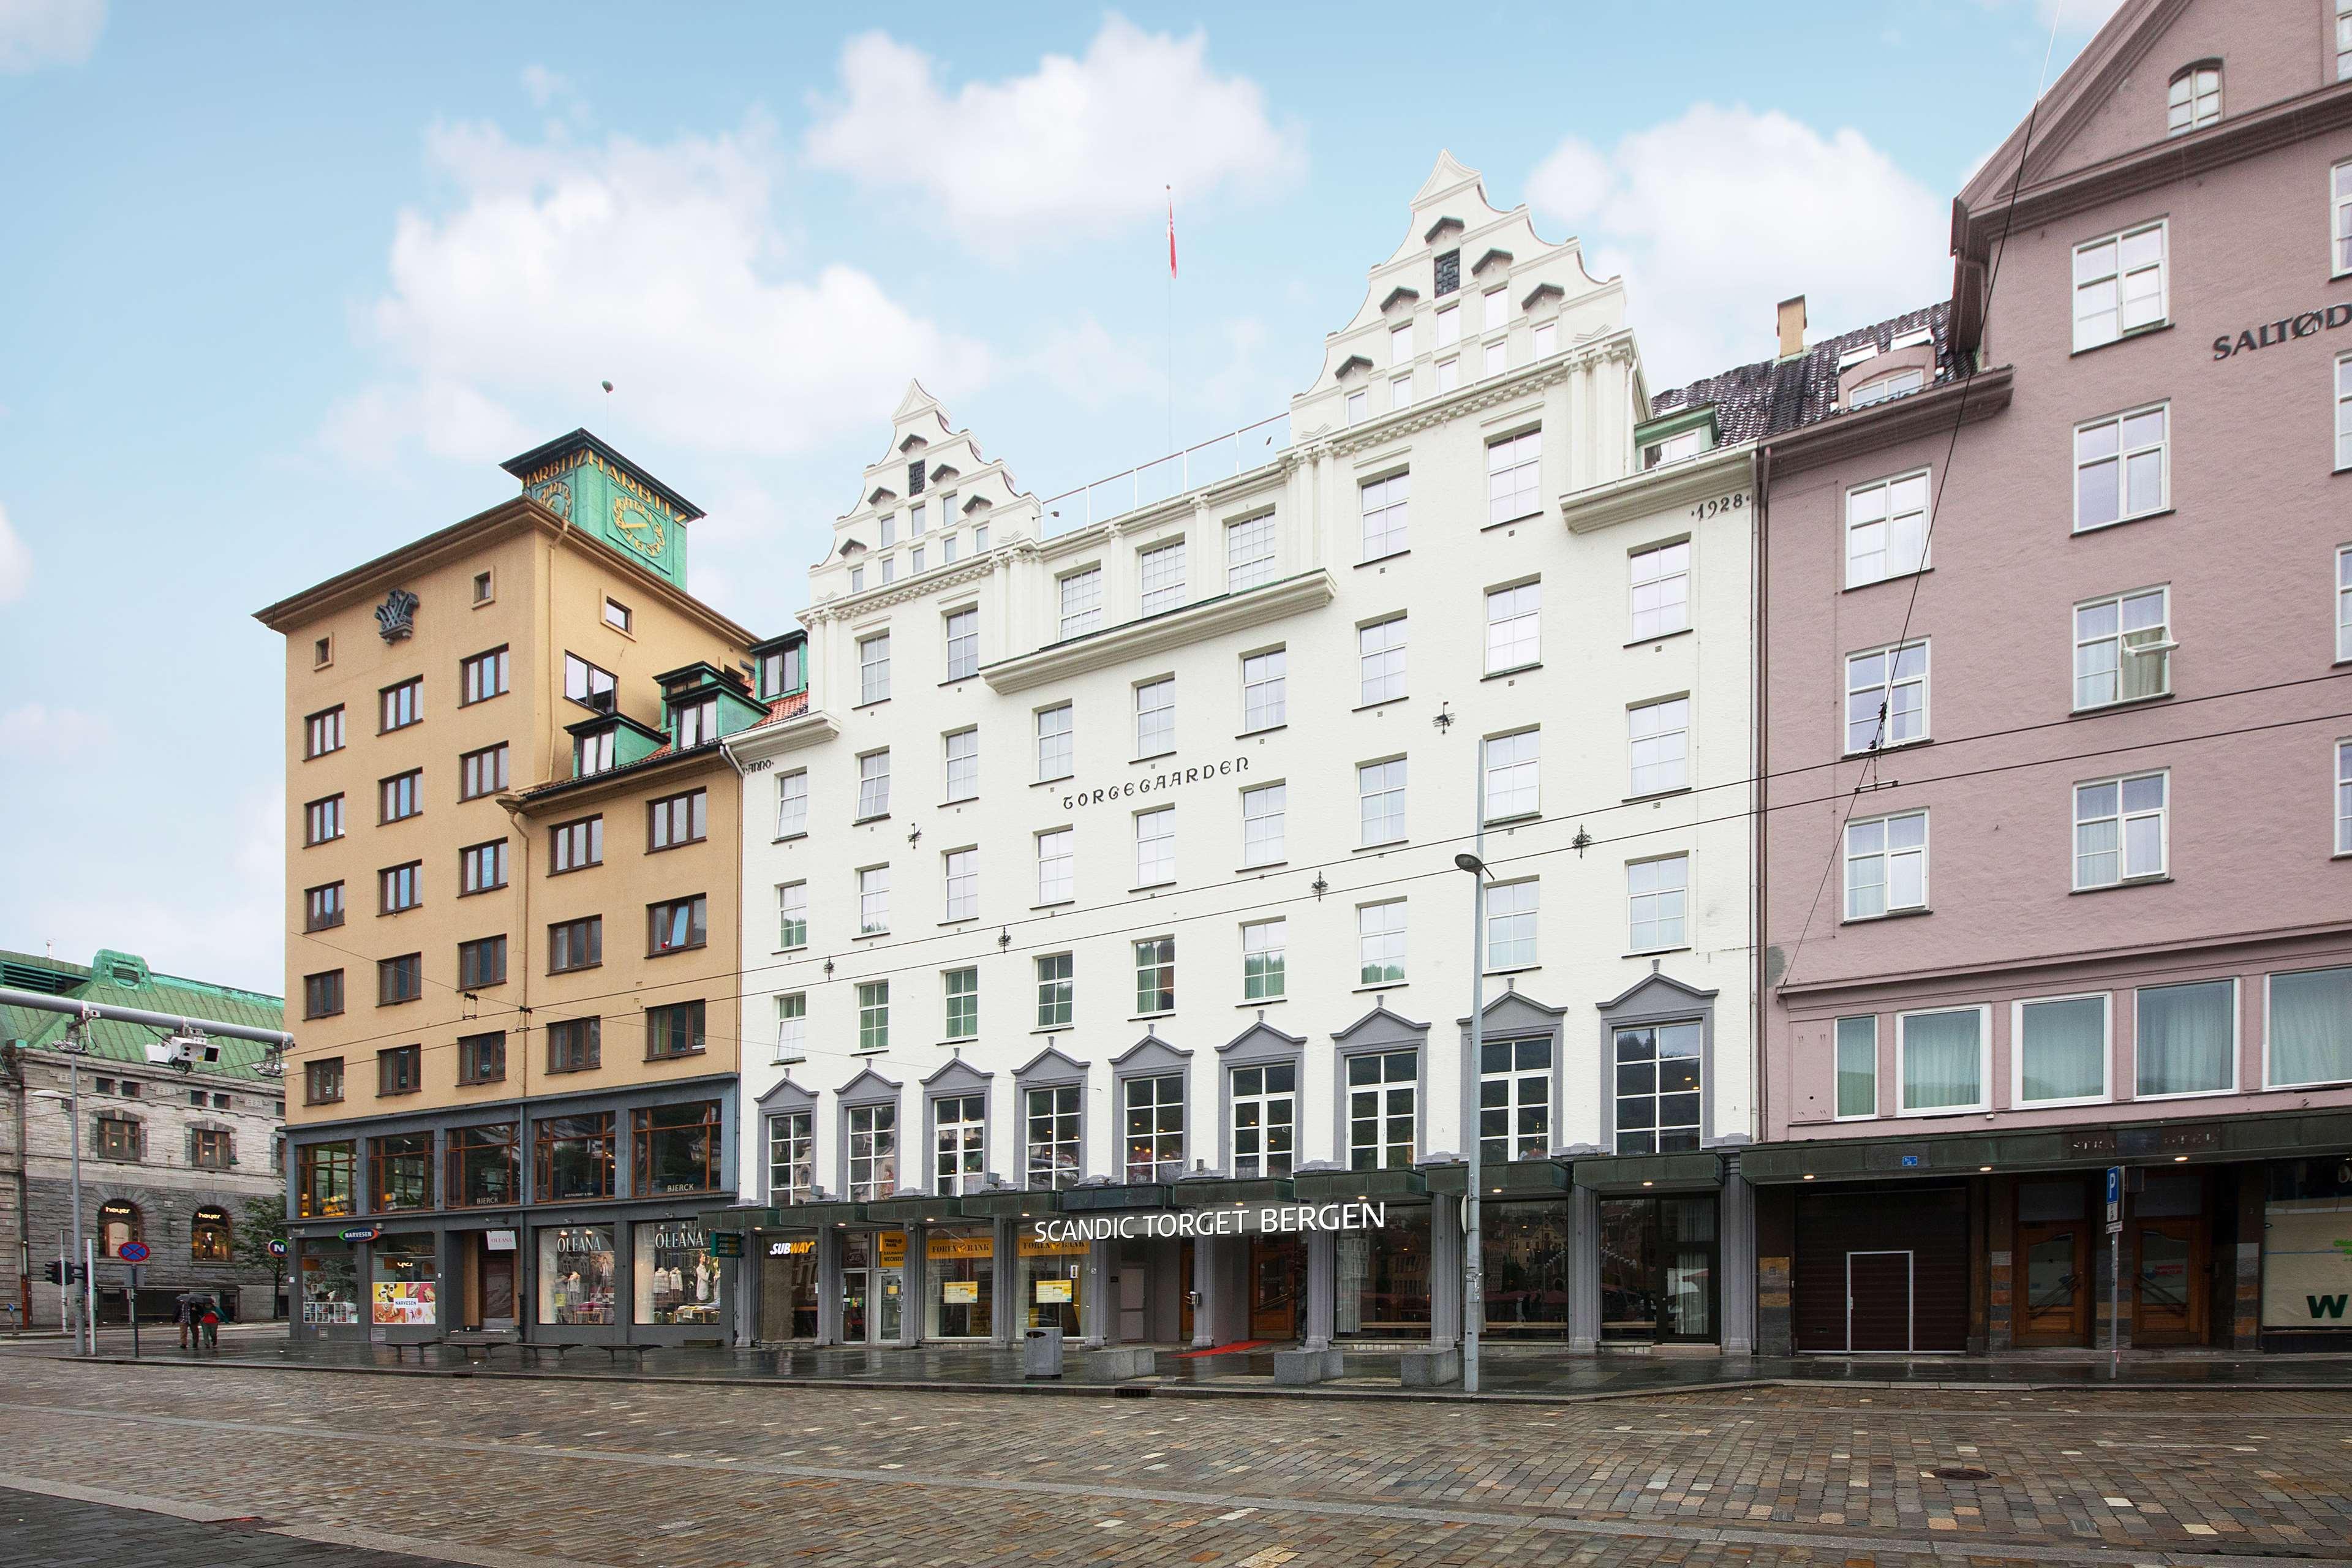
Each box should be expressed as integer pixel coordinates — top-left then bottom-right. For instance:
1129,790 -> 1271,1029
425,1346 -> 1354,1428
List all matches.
1930,1467 -> 1992,1481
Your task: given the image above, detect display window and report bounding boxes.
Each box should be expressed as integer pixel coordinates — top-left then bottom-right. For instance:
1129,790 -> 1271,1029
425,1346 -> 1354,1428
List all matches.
538,1224 -> 616,1325
1480,1199 -> 1570,1340
300,1241 -> 360,1326
758,1237 -> 818,1341
371,1234 -> 439,1327
635,1220 -> 722,1326
1335,1213 -> 1430,1338
1016,1233 -> 1087,1333
924,1227 -> 994,1340
1601,1195 -> 1716,1341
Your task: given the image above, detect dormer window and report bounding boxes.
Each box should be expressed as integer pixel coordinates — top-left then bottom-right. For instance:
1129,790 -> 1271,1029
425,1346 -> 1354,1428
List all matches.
756,643 -> 804,699
2167,63 -> 2220,135
674,696 -> 718,748
575,729 -> 616,778
1433,248 -> 1460,297
1849,368 -> 1925,409
1643,427 -> 1712,469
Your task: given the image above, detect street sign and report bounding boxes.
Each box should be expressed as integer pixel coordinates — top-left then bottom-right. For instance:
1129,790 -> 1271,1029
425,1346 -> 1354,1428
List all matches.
117,1241 -> 149,1264
266,1238 -> 288,1258
2105,1166 -> 2122,1227
707,1232 -> 744,1258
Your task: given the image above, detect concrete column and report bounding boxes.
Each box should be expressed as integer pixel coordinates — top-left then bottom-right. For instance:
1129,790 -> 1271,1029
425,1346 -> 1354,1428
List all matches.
815,1228 -> 842,1347
899,1227 -> 924,1348
1302,1229 -> 1336,1352
1429,1196 -> 1460,1348
1191,1232 -> 1216,1348
1084,1237 -> 1110,1347
1719,1167 -> 1756,1355
992,1216 -> 1018,1347
1567,1185 -> 1600,1354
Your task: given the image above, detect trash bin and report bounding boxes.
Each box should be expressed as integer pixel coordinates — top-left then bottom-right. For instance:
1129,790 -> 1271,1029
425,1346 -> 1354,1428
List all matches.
1023,1325 -> 1065,1379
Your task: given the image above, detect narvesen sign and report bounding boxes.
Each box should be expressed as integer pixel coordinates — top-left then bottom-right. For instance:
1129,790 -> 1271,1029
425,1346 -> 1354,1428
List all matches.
2211,303 -> 2352,360
1060,754 -> 1251,813
1032,1202 -> 1387,1246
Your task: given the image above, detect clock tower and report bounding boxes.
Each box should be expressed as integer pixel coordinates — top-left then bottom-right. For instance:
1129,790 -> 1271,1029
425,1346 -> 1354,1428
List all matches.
500,429 -> 703,587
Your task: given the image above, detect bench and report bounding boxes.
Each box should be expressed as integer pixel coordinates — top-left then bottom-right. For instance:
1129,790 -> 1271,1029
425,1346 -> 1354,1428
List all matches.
519,1340 -> 647,1367
445,1330 -> 515,1365
388,1336 -> 444,1363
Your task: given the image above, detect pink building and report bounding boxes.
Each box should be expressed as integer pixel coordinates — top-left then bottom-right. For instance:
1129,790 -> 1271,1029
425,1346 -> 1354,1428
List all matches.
1729,0 -> 2352,1356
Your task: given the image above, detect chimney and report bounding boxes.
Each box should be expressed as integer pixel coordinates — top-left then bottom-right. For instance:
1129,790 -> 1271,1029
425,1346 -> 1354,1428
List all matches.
1776,295 -> 1807,359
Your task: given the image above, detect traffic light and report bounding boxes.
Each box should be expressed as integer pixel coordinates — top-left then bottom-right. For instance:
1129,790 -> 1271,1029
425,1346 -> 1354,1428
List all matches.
42,1261 -> 61,1285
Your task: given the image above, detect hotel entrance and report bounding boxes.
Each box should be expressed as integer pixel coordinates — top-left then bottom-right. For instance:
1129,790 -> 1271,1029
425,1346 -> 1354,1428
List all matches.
1600,1194 -> 1718,1343
1249,1234 -> 1303,1340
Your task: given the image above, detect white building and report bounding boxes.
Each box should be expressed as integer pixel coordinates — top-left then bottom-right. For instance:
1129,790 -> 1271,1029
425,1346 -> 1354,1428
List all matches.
721,153 -> 1760,1359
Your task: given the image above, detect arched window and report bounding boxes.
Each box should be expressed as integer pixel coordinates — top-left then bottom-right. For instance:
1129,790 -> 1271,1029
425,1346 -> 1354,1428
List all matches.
99,1200 -> 141,1258
2168,63 -> 2220,135
192,1207 -> 232,1263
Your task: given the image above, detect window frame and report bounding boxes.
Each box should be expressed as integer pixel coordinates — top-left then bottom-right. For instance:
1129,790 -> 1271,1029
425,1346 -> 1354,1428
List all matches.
1137,536 -> 1188,617
647,788 -> 709,852
1357,756 -> 1407,848
2072,769 -> 2170,889
2071,219 -> 2168,352
1035,952 -> 1074,1030
1357,899 -> 1406,987
459,742 -> 510,802
1357,614 -> 1406,707
858,630 -> 892,706
1833,1015 -> 1879,1121
2263,964 -> 2352,1089
1240,647 -> 1286,734
944,606 -> 979,682
775,991 -> 807,1062
459,646 -> 510,707
1134,805 -> 1176,888
1035,827 -> 1074,906
1133,934 -> 1176,1017
772,769 -> 810,841
942,846 -> 978,924
1627,695 -> 1691,798
2009,990 -> 2114,1109
1844,641 -> 1931,754
1481,728 -> 1540,824
1035,703 -> 1074,783
1628,539 -> 1691,643
2071,585 -> 2175,710
1843,809 -> 1929,921
1485,427 -> 1542,527
1240,781 -> 1286,869
2165,62 -> 2221,136
2134,976 -> 2241,1099
2073,402 -> 2172,533
1484,876 -> 1539,973
1341,1045 -> 1421,1172
548,915 -> 603,973
1359,470 -> 1409,562
303,705 -> 346,760
1483,579 -> 1542,674
1894,1003 -> 1992,1116
1226,511 -> 1277,592
379,676 -> 423,734
943,965 -> 979,1041
1627,854 -> 1689,954
1241,917 -> 1286,1002
856,748 -> 891,821
551,814 -> 603,873
1057,566 -> 1104,640
855,981 -> 891,1054
1134,676 -> 1175,760
1844,469 -> 1931,588
2334,159 -> 2352,279
1609,1019 -> 1703,1155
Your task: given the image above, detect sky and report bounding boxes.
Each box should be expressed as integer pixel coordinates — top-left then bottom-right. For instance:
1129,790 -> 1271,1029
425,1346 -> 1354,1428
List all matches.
0,0 -> 2119,997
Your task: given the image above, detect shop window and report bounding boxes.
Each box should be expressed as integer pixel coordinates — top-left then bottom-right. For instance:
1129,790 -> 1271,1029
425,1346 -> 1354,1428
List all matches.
535,1113 -> 617,1202
846,1102 -> 897,1200
1023,1084 -> 1080,1190
1338,1213 -> 1433,1339
371,1131 -> 434,1210
373,1235 -> 437,1329
1476,1200 -> 1566,1341
633,1101 -> 723,1196
1018,1232 -> 1087,1334
1613,1023 -> 1701,1153
1346,1049 -> 1417,1170
297,1141 -> 354,1218
1123,1074 -> 1184,1182
1479,1038 -> 1551,1164
636,1221 -> 722,1327
446,1123 -> 519,1207
99,1199 -> 141,1257
539,1225 -> 615,1325
926,1226 -> 995,1340
300,1243 -> 359,1327
1600,1195 -> 1717,1341
190,1206 -> 232,1263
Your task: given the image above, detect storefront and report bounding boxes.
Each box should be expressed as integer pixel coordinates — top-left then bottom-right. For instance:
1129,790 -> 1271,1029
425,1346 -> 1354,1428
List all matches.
298,1238 -> 362,1336
1016,1231 -> 1087,1333
924,1224 -> 995,1340
755,1233 -> 819,1342
2263,1158 -> 2352,1347
371,1232 -> 440,1340
635,1219 -> 723,1329
538,1223 -> 617,1327
839,1229 -> 907,1344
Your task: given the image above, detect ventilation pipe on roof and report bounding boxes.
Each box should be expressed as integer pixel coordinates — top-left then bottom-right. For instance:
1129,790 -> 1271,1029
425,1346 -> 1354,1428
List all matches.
1776,295 -> 1807,359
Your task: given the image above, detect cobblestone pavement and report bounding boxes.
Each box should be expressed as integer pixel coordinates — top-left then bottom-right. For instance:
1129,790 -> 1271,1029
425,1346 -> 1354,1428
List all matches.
3,1357 -> 2350,1568
0,1485 -> 454,1568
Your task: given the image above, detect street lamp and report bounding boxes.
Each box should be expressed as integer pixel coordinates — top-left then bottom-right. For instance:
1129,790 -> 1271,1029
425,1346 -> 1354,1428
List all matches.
1453,848 -> 1490,1394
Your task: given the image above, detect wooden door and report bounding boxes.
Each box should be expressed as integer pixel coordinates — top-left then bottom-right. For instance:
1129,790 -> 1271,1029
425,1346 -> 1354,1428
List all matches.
1250,1236 -> 1301,1340
480,1249 -> 514,1327
1845,1251 -> 1913,1351
2133,1216 -> 2208,1345
2014,1222 -> 2091,1346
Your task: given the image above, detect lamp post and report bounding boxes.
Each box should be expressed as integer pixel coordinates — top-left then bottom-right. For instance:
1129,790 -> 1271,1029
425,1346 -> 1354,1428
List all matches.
59,1015 -> 91,1355
1455,843 -> 1492,1396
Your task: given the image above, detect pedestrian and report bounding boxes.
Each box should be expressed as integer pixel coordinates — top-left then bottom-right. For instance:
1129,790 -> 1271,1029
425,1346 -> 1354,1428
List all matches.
174,1293 -> 195,1352
198,1298 -> 219,1353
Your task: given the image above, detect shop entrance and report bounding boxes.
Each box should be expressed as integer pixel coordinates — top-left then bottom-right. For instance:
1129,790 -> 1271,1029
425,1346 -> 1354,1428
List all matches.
2016,1178 -> 2092,1347
2132,1170 -> 2211,1346
1845,1251 -> 1913,1351
475,1236 -> 516,1331
1249,1235 -> 1303,1340
843,1269 -> 871,1343
758,1239 -> 818,1341
1600,1195 -> 1717,1343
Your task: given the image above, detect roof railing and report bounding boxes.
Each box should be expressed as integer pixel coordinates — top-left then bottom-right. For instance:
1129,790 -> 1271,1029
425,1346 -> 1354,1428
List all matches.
1038,412 -> 1290,539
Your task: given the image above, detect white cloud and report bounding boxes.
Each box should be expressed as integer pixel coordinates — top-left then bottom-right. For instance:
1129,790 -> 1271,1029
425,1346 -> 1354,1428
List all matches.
0,501 -> 28,601
328,108 -> 990,464
0,701 -> 110,757
519,63 -> 569,110
1529,104 -> 1949,390
0,0 -> 103,73
804,16 -> 1304,258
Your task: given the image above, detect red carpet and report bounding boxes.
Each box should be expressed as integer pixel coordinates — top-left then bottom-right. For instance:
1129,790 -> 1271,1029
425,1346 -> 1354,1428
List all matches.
1173,1339 -> 1272,1358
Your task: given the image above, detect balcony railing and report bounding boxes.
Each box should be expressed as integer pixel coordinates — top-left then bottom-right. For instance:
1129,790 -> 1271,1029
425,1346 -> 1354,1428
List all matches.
1039,412 -> 1290,539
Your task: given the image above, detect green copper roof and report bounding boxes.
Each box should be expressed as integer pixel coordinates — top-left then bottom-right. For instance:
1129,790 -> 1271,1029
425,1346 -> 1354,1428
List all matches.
0,948 -> 285,1083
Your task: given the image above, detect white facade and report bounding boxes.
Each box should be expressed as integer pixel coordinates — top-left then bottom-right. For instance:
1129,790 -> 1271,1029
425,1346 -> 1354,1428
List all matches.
726,154 -> 1758,1350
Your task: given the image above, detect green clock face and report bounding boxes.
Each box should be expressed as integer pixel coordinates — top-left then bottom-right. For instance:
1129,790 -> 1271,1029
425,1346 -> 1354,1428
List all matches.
530,478 -> 573,519
612,497 -> 666,559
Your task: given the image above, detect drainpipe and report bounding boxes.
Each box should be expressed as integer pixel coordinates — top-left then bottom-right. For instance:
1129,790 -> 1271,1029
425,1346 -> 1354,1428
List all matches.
1752,443 -> 1772,1147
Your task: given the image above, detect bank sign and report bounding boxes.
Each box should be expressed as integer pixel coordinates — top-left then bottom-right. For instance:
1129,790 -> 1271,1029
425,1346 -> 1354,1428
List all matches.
1031,1201 -> 1387,1245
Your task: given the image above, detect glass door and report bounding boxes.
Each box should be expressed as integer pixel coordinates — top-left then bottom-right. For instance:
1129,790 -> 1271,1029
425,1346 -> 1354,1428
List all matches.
1249,1235 -> 1302,1340
841,1268 -> 870,1344
876,1267 -> 904,1341
1659,1196 -> 1717,1341
478,1240 -> 515,1330
2133,1218 -> 2207,1344
2016,1224 -> 2090,1345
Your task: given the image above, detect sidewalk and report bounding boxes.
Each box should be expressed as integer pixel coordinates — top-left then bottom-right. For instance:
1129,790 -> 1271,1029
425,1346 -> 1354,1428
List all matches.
23,1332 -> 2352,1402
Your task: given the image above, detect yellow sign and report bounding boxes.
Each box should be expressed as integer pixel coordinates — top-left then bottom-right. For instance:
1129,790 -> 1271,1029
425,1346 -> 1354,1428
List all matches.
942,1280 -> 979,1303
927,1234 -> 995,1261
875,1231 -> 907,1267
1017,1235 -> 1091,1258
1035,1279 -> 1073,1304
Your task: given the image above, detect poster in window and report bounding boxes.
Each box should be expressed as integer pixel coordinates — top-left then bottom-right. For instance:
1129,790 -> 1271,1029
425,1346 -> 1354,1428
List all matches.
942,1280 -> 979,1304
371,1281 -> 437,1325
2262,1200 -> 2352,1328
1034,1278 -> 1073,1304
634,1221 -> 721,1326
538,1224 -> 616,1325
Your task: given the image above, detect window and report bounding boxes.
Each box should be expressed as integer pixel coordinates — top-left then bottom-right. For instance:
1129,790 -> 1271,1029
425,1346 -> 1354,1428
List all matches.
2073,222 -> 2166,350
673,696 -> 718,748
301,970 -> 344,1020
1036,704 -> 1074,781
976,524 -> 991,551
1834,1016 -> 1877,1118
604,598 -> 632,633
1227,513 -> 1276,592
535,1113 -> 615,1202
859,632 -> 891,704
850,565 -> 865,592
2339,546 -> 2352,662
380,861 -> 421,914
2138,978 -> 2235,1096
378,952 -> 422,1005
857,981 -> 890,1052
1483,284 -> 1508,332
646,999 -> 705,1059
1360,472 -> 1409,559
1436,300 -> 1460,342
304,794 -> 344,846
857,750 -> 891,819
191,1205 -> 233,1259
649,789 -> 707,850
944,966 -> 979,1039
1482,729 -> 1539,821
1347,1049 -> 1417,1170
458,934 -> 507,989
856,866 -> 890,936
1898,1006 -> 1987,1113
1436,356 -> 1459,393
573,728 -> 614,777
1242,918 -> 1286,1000
1359,900 -> 1406,985
1628,855 -> 1688,952
1135,677 -> 1175,757
756,641 -> 804,699
2074,771 -> 2168,888
304,1058 -> 344,1106
2015,993 -> 2109,1104
1346,389 -> 1366,426
1390,372 -> 1413,412
2339,357 -> 2352,470
1231,1062 -> 1295,1177
380,677 -> 421,731
459,1030 -> 506,1085
549,915 -> 602,973
1486,429 -> 1541,525
2268,965 -> 2352,1087
313,636 -> 332,668
1613,1023 -> 1700,1153
2336,162 -> 2352,274
932,1094 -> 985,1196
1025,1085 -> 1080,1189
1139,538 -> 1186,615
2073,587 -> 2173,708
1036,952 -> 1074,1028
471,569 -> 494,605
1629,541 -> 1689,641
775,992 -> 807,1061
2166,64 -> 2220,135
1485,878 -> 1538,970
911,544 -> 925,573
943,848 -> 977,922
1845,471 -> 1929,586
776,880 -> 809,949
564,653 -> 615,709
879,513 -> 898,549
459,839 -> 507,895
1136,806 -> 1175,886
772,770 -> 809,839
846,1102 -> 896,1200
1479,1038 -> 1551,1164
768,1111 -> 814,1203
378,1044 -> 420,1096
1059,568 -> 1104,638
1134,936 -> 1175,1015
304,706 -> 345,759
1359,616 -> 1406,705
1241,783 -> 1285,867
1534,320 -> 1558,357
1484,581 -> 1540,672
1845,812 -> 1928,919
552,815 -> 603,872
1627,696 -> 1689,796
943,607 -> 979,680
461,646 -> 509,706
1846,643 -> 1929,752
304,882 -> 344,932
296,1141 -> 353,1216
548,1017 -> 600,1073
1359,757 -> 1407,846
1242,649 -> 1286,732
1123,1074 -> 1183,1182
634,1101 -> 723,1196
1389,321 -> 1412,367
1036,827 -> 1074,904
380,769 -> 423,823
2339,739 -> 2351,856
1848,368 -> 1924,409
2342,0 -> 2352,83
459,743 -> 508,801
2075,405 -> 2169,530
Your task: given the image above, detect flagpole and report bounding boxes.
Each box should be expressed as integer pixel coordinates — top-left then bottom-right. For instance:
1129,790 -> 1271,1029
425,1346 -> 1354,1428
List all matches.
1166,184 -> 1175,462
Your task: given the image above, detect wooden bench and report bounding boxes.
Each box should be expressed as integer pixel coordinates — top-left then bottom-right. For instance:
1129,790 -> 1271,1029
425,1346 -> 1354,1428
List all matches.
388,1336 -> 444,1363
445,1330 -> 516,1365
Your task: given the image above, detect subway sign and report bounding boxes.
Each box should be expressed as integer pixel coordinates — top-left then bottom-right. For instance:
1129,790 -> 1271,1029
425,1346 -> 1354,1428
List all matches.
1031,1201 -> 1388,1245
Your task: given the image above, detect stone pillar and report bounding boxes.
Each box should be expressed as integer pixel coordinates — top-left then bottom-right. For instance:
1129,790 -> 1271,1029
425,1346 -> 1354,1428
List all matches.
2234,1172 -> 2264,1352
1567,1185 -> 1600,1354
900,1227 -> 924,1348
1084,1237 -> 1110,1347
1428,1196 -> 1461,1348
1191,1232 -> 1216,1348
1719,1167 -> 1756,1355
815,1228 -> 842,1347
992,1216 -> 1018,1347
1302,1229 -> 1336,1351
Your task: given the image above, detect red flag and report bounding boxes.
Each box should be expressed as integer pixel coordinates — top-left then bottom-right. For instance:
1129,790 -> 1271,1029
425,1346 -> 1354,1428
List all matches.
1167,189 -> 1177,279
